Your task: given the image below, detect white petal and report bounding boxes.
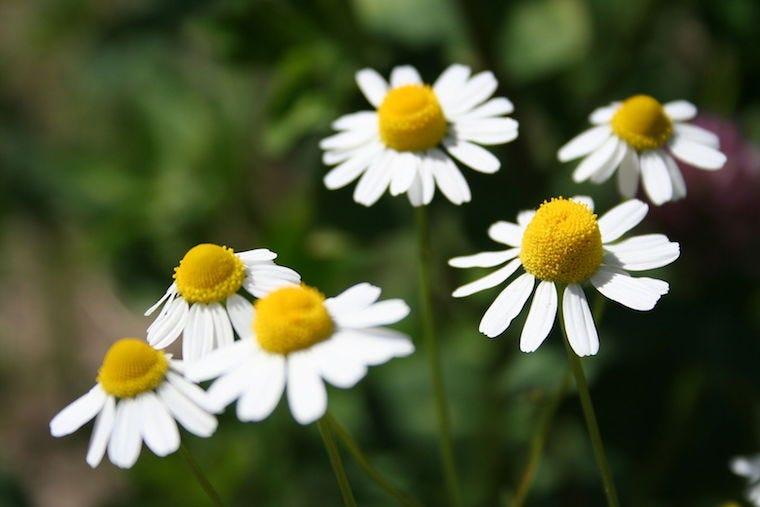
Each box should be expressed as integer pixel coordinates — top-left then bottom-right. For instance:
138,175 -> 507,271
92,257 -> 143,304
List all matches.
324,143 -> 383,190
331,111 -> 378,131
443,137 -> 500,173
572,136 -> 619,183
448,248 -> 520,268
144,284 -> 176,316
590,141 -> 627,184
663,153 -> 687,200
86,396 -> 116,468
664,100 -> 696,121
50,385 -> 107,437
452,118 -> 519,146
453,97 -> 514,121
674,123 -> 719,149
641,150 -> 674,205
389,65 -> 422,87
354,150 -> 394,207
520,281 -> 557,353
328,328 -> 414,367
452,258 -> 522,298
320,128 -> 376,151
571,195 -> 594,211
517,210 -> 535,227
617,147 -> 640,199
591,266 -> 669,311
324,283 -> 381,318
431,150 -> 471,205
334,299 -> 409,328
479,273 -> 534,338
139,392 -> 180,457
237,248 -> 277,263
558,125 -> 612,162
322,138 -> 382,165
355,68 -> 388,107
243,264 -> 301,298
589,104 -> 618,124
226,294 -> 254,339
444,71 -> 498,117
206,362 -> 255,412
107,399 -> 142,469
669,136 -> 726,170
598,199 -> 648,243
389,152 -> 419,195
147,297 -> 189,349
313,339 -> 369,389
287,351 -> 327,425
166,371 -> 215,413
488,220 -> 523,246
209,303 -> 233,349
158,381 -> 217,437
236,354 -> 286,422
604,234 -> 680,271
183,304 -> 215,362
433,64 -> 471,105
186,339 -> 253,382
561,284 -> 599,357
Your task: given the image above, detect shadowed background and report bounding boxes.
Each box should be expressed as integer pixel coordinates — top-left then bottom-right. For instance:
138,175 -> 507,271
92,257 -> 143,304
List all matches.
1,0 -> 759,505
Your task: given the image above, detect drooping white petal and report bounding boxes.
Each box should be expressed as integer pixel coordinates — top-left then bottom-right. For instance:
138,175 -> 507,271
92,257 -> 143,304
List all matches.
147,297 -> 189,349
236,354 -> 286,422
334,299 -> 410,328
166,371 -> 215,413
433,64 -> 471,106
598,199 -> 648,243
313,338 -> 369,389
107,399 -> 143,469
210,302 -> 233,348
488,221 -> 523,246
452,118 -> 519,146
139,392 -> 180,457
183,304 -> 215,362
186,339 -> 253,383
144,284 -> 176,317
640,150 -> 674,205
604,234 -> 680,271
158,381 -> 217,437
407,154 -> 435,206
389,152 -> 419,196
448,248 -> 520,268
589,103 -> 619,124
443,137 -> 500,173
520,281 -> 557,353
226,294 -> 254,340
663,100 -> 697,121
572,136 -> 620,183
617,147 -> 640,199
478,273 -> 535,338
453,97 -> 514,121
669,136 -> 726,170
561,284 -> 598,357
389,65 -> 422,87
591,266 -> 669,311
287,351 -> 327,425
205,362 -> 255,412
354,150 -> 394,207
86,396 -> 115,468
50,385 -> 107,437
663,153 -> 687,200
590,141 -> 627,183
444,71 -> 498,117
355,68 -> 388,107
324,283 -> 382,319
452,258 -> 522,298
674,123 -> 719,149
557,125 -> 612,162
324,143 -> 383,190
431,150 -> 471,205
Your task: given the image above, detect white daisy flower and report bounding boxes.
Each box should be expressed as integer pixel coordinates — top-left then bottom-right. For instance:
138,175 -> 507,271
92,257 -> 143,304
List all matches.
731,455 -> 760,506
187,282 -> 413,425
558,95 -> 727,205
449,197 -> 679,356
50,338 -> 217,468
145,244 -> 301,362
320,64 -> 519,207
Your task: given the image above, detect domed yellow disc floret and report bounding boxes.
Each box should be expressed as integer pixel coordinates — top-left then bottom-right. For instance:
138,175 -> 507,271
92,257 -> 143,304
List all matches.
520,198 -> 603,284
174,243 -> 245,304
97,339 -> 169,398
254,285 -> 334,355
378,84 -> 447,152
610,95 -> 673,151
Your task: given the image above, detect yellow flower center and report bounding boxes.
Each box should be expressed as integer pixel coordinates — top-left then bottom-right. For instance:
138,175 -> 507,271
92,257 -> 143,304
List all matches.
97,339 -> 169,398
173,243 -> 245,304
520,198 -> 603,284
610,95 -> 673,151
378,84 -> 447,152
254,285 -> 334,355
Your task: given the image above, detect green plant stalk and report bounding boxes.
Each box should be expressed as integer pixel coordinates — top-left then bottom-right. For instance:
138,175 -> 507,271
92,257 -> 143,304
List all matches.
326,413 -> 422,507
318,417 -> 358,507
179,443 -> 224,507
415,206 -> 463,507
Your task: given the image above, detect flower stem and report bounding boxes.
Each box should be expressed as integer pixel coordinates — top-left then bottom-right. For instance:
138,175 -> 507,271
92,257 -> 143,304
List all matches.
415,206 -> 462,507
318,417 -> 358,507
559,306 -> 620,507
326,412 -> 423,507
179,443 -> 224,507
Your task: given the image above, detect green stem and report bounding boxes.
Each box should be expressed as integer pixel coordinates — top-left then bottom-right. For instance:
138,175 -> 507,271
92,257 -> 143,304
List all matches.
559,304 -> 620,507
326,413 -> 422,507
415,206 -> 462,507
318,417 -> 358,507
179,443 -> 224,507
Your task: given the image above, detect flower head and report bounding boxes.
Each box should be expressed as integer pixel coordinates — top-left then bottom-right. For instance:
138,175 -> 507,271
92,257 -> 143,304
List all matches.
187,282 -> 413,425
449,197 -> 679,356
320,64 -> 519,207
145,244 -> 301,362
558,95 -> 727,205
50,338 -> 217,468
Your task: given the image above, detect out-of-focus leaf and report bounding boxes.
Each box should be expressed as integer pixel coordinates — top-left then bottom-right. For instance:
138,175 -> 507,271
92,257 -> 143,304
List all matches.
352,0 -> 462,46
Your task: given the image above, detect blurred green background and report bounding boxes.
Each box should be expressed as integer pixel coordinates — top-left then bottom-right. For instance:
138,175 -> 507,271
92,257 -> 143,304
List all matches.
1,0 -> 759,505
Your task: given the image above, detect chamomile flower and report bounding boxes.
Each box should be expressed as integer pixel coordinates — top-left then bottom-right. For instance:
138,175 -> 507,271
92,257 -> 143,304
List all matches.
558,95 -> 727,205
187,282 -> 413,425
731,455 -> 760,506
449,197 -> 679,356
50,339 -> 217,468
320,64 -> 519,207
145,244 -> 300,361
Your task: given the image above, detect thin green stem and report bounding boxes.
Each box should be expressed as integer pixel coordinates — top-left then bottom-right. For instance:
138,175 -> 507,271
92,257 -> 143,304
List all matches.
179,443 -> 224,507
559,304 -> 620,507
326,413 -> 422,507
415,206 -> 462,507
318,417 -> 358,507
